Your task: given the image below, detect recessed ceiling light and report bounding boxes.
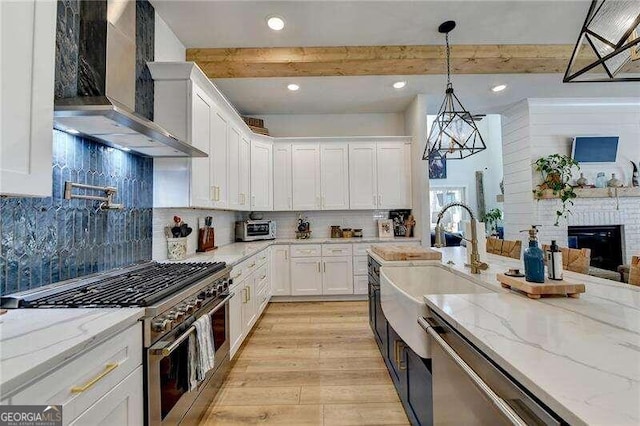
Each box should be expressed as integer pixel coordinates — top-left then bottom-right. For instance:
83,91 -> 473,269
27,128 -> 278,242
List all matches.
121,147 -> 131,152
266,15 -> 285,31
393,81 -> 407,89
287,83 -> 300,91
66,128 -> 80,135
491,84 -> 507,92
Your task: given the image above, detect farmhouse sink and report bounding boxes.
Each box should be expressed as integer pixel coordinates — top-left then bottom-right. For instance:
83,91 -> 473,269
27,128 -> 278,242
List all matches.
380,265 -> 493,358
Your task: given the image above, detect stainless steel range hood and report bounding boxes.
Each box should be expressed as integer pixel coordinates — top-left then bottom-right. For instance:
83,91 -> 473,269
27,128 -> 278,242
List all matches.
53,0 -> 206,158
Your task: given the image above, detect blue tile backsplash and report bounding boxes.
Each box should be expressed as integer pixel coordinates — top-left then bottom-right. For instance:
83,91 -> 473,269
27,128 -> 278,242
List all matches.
0,131 -> 153,295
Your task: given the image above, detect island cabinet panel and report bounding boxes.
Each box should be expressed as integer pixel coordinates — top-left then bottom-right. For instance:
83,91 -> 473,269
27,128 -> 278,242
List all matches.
405,346 -> 433,426
0,0 -> 56,197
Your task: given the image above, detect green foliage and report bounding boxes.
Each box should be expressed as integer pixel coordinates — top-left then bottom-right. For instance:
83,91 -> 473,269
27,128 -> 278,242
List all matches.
532,154 -> 580,226
482,208 -> 503,234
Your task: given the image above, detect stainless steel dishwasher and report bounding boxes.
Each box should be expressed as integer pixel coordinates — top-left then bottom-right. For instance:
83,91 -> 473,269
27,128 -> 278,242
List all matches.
418,314 -> 564,426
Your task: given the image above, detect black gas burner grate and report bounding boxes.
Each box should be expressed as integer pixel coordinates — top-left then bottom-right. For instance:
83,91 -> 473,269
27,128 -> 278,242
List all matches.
18,262 -> 226,308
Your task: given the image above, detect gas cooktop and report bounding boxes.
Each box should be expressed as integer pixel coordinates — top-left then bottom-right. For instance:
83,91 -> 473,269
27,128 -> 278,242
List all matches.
1,262 -> 227,309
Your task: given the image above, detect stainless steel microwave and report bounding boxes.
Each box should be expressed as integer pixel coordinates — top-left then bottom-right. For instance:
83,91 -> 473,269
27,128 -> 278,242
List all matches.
235,220 -> 276,241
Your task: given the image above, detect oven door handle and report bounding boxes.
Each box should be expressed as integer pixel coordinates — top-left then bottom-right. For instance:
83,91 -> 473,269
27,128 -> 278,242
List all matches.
150,293 -> 233,357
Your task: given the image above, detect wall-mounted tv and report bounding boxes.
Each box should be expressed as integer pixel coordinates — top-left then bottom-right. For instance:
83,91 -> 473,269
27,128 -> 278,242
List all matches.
571,136 -> 619,163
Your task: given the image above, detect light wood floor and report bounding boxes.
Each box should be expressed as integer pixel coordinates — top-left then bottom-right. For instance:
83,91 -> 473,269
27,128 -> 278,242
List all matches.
200,301 -> 409,425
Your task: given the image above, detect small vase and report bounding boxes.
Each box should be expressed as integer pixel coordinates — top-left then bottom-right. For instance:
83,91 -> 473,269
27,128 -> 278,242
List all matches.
607,173 -> 623,188
576,173 -> 588,187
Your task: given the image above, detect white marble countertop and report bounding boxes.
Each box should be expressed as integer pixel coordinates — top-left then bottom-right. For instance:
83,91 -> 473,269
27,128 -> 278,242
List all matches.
173,237 -> 420,267
424,247 -> 640,425
0,308 -> 144,396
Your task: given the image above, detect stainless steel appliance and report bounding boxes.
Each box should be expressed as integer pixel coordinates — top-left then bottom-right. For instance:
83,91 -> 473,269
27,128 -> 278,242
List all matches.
235,220 -> 276,242
1,262 -> 232,426
418,314 -> 562,425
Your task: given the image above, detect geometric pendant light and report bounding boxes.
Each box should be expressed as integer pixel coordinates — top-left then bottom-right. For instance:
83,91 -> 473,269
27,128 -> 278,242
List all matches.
423,21 -> 487,160
564,0 -> 640,82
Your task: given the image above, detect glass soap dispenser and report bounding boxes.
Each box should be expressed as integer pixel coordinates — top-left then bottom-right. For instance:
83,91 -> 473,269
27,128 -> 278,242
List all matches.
521,225 -> 545,283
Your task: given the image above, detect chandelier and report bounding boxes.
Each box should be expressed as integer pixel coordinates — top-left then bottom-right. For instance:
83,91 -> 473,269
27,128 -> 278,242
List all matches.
423,21 -> 486,160
564,0 -> 640,82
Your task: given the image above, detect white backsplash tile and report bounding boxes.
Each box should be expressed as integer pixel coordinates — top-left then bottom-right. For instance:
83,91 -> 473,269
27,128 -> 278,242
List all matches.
153,209 -> 240,260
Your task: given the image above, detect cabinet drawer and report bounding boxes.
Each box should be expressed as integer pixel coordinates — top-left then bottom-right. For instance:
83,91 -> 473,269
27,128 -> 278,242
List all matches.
353,255 -> 368,275
353,243 -> 372,256
291,244 -> 322,257
322,244 -> 353,257
9,323 -> 142,424
255,250 -> 269,267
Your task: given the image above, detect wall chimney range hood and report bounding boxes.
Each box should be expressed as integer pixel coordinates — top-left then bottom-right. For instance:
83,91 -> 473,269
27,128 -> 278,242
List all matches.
53,0 -> 206,158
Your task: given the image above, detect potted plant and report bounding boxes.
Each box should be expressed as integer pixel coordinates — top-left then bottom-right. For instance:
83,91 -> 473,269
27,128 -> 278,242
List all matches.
533,154 -> 580,226
482,208 -> 502,236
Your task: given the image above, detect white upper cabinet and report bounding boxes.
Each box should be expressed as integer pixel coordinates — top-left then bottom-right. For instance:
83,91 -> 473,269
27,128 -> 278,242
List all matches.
292,143 -> 321,210
190,86 -> 213,208
273,143 -> 293,211
320,143 -> 349,210
239,135 -> 251,211
227,125 -> 242,210
349,143 -> 378,209
210,109 -> 228,209
250,138 -> 273,211
376,142 -> 412,209
0,0 -> 56,197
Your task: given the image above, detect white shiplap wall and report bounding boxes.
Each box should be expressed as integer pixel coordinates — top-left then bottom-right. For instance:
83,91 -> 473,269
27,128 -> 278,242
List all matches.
501,100 -> 533,242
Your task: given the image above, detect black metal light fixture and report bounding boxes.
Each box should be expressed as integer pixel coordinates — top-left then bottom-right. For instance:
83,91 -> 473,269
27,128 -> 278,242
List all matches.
564,0 -> 640,82
423,21 -> 486,161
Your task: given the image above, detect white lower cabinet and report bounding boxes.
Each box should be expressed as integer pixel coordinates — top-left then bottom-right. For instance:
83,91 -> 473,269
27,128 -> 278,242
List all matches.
271,245 -> 291,296
229,283 -> 244,358
69,367 -> 143,426
322,257 -> 354,295
242,276 -> 257,331
354,275 -> 369,295
291,257 -> 323,295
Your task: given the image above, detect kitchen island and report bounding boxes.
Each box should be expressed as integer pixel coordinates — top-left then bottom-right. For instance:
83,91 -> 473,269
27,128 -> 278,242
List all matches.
422,247 -> 640,425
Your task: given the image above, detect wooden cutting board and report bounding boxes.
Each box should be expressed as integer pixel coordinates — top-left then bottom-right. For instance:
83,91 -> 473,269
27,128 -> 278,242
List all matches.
371,245 -> 442,261
497,273 -> 585,299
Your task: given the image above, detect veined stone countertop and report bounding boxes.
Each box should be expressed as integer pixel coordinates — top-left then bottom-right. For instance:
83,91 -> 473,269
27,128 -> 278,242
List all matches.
424,247 -> 640,426
0,308 -> 144,397
174,237 -> 420,267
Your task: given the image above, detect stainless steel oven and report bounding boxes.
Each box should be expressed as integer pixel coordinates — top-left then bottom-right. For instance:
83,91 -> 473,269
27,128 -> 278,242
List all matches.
235,220 -> 276,241
147,292 -> 232,425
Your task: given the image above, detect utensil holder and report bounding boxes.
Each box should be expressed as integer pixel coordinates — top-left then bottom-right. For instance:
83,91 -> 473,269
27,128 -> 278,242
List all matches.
167,237 -> 188,260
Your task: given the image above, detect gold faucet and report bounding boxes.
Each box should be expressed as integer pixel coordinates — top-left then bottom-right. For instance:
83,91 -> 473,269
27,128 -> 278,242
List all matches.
433,202 -> 489,274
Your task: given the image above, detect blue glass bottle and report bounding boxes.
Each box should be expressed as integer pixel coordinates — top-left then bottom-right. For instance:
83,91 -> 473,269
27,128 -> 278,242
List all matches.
522,226 -> 545,283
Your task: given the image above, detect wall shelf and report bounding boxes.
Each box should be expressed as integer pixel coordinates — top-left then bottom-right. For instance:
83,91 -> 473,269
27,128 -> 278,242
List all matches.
535,187 -> 640,200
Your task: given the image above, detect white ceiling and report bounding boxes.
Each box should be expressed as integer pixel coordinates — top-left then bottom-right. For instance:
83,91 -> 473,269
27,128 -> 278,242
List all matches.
152,0 -> 640,115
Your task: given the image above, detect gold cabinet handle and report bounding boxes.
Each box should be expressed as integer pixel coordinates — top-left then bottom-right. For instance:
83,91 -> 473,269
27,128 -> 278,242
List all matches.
317,262 -> 321,273
242,288 -> 247,303
249,263 -> 256,268
247,286 -> 251,301
323,262 -> 326,272
71,362 -> 119,393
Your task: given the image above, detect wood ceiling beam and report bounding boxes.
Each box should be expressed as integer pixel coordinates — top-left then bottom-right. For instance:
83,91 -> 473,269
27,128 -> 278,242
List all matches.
186,44 -> 621,78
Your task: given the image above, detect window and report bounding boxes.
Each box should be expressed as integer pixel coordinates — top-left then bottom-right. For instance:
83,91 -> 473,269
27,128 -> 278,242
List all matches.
429,187 -> 468,233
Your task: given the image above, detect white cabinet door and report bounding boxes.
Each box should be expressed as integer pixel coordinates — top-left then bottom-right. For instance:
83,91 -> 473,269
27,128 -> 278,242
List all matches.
190,86 -> 213,208
70,367 -> 143,426
273,143 -> 293,211
322,256 -> 353,295
227,126 -> 241,210
242,277 -> 257,332
210,109 -> 228,208
250,139 -> 273,211
349,143 -> 378,209
377,142 -> 412,209
0,0 -> 56,196
292,143 -> 321,210
229,284 -> 243,358
291,257 -> 322,295
320,143 -> 350,210
354,275 -> 368,295
239,135 -> 251,210
271,245 -> 291,296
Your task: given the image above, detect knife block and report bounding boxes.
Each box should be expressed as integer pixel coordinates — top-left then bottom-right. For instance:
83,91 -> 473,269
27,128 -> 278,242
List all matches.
197,227 -> 217,252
